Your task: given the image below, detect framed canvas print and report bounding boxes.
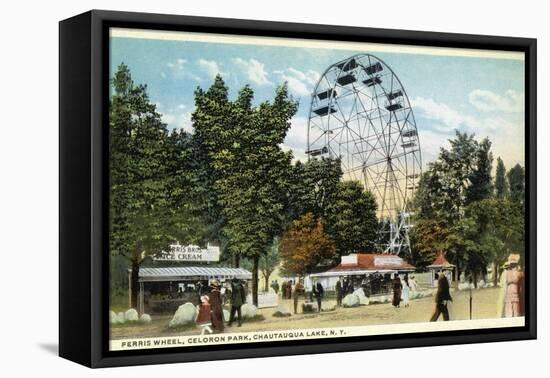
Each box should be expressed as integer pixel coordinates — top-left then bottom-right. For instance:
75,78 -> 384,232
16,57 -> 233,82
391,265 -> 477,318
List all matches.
59,10 -> 536,368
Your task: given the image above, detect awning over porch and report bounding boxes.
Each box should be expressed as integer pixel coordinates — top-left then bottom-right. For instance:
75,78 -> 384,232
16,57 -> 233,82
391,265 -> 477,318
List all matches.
138,266 -> 252,282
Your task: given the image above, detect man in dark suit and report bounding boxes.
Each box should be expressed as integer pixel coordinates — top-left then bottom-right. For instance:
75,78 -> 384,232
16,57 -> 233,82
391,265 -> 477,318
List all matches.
335,278 -> 343,307
313,280 -> 324,312
228,277 -> 246,327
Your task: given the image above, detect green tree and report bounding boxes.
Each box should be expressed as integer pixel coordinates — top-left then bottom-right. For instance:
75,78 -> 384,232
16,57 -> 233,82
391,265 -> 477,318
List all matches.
192,77 -> 298,305
109,64 -> 188,308
465,137 -> 493,204
507,164 -> 525,206
494,157 -> 509,198
287,157 -> 343,221
449,198 -> 524,286
324,181 -> 378,258
280,213 -> 337,277
414,131 -> 479,224
410,217 -> 452,269
411,131 -> 498,276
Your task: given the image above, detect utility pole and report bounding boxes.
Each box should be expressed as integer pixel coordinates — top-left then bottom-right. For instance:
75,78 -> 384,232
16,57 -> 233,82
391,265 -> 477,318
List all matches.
469,286 -> 473,320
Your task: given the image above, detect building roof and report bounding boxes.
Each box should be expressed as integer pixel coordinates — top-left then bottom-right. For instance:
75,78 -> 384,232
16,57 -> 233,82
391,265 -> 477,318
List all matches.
427,252 -> 455,268
310,253 -> 415,277
138,266 -> 252,282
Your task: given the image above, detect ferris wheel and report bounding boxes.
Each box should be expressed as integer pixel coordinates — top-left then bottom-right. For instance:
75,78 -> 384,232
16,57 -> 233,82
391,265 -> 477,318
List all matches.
307,54 -> 422,255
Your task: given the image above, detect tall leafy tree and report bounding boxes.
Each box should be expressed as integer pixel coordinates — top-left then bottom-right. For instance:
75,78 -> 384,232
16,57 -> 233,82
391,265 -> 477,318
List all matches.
280,213 -> 337,277
324,181 -> 378,258
448,198 -> 524,286
109,64 -> 184,308
507,164 -> 525,206
494,157 -> 509,198
411,131 -> 500,277
287,157 -> 343,221
466,137 -> 493,204
414,131 -> 479,224
409,217 -> 452,269
192,76 -> 298,305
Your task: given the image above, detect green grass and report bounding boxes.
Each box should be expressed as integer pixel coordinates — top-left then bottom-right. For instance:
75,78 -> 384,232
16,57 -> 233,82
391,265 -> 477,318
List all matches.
243,314 -> 265,323
110,320 -> 141,328
165,323 -> 197,332
110,290 -> 129,313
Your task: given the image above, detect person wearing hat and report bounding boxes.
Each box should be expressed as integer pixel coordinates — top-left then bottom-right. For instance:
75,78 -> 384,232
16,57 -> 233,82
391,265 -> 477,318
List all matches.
208,279 -> 224,332
500,254 -> 524,317
228,277 -> 246,327
430,273 -> 452,321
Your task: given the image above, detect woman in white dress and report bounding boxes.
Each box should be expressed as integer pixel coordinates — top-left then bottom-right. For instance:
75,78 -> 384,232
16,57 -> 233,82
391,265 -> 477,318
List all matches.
401,274 -> 411,307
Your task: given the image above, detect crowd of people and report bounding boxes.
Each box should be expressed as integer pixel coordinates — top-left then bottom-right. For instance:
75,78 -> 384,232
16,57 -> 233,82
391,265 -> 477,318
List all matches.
194,253 -> 525,335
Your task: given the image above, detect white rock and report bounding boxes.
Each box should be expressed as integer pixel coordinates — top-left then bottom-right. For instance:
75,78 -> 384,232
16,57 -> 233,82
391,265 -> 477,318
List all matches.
272,304 -> 292,317
169,302 -> 197,328
109,310 -> 117,325
124,308 -> 139,322
116,312 -> 125,324
240,303 -> 258,319
342,294 -> 360,307
321,303 -> 336,311
353,288 -> 370,305
139,313 -> 152,323
458,282 -> 470,291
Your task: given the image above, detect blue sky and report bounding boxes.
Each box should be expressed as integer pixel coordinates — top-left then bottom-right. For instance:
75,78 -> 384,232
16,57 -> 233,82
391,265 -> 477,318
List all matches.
110,32 -> 525,169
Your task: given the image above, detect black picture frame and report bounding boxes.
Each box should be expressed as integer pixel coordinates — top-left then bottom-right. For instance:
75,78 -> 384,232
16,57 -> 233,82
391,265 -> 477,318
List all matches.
59,9 -> 537,368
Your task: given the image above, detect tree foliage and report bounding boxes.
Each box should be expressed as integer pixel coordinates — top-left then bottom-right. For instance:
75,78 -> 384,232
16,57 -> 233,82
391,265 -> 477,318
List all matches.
508,163 -> 525,206
411,131 -> 523,278
324,181 -> 378,258
280,213 -> 337,276
287,157 -> 342,221
109,64 -> 200,307
192,76 -> 298,305
494,157 -> 509,198
465,137 -> 493,204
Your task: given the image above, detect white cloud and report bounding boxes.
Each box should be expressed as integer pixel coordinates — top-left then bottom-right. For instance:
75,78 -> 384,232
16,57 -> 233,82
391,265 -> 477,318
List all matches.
165,58 -> 202,81
411,96 -> 524,168
468,89 -> 524,113
273,68 -> 320,96
198,59 -> 224,79
280,115 -> 311,163
411,97 -> 467,132
411,96 -> 511,134
232,58 -> 272,86
161,107 -> 194,133
284,116 -> 309,151
280,144 -> 308,163
167,58 -> 187,70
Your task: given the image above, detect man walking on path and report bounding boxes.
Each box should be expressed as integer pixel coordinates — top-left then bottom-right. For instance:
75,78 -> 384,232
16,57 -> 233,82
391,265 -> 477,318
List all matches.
430,273 -> 453,321
228,277 -> 246,327
335,278 -> 343,307
293,280 -> 305,314
313,280 -> 324,312
392,273 -> 402,308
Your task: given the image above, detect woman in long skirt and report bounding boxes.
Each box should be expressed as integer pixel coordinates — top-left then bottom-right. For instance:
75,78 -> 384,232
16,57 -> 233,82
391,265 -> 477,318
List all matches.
392,274 -> 402,308
208,280 -> 224,332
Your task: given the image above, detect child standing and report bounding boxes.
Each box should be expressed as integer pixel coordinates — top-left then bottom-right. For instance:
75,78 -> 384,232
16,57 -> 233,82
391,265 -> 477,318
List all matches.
196,295 -> 214,335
